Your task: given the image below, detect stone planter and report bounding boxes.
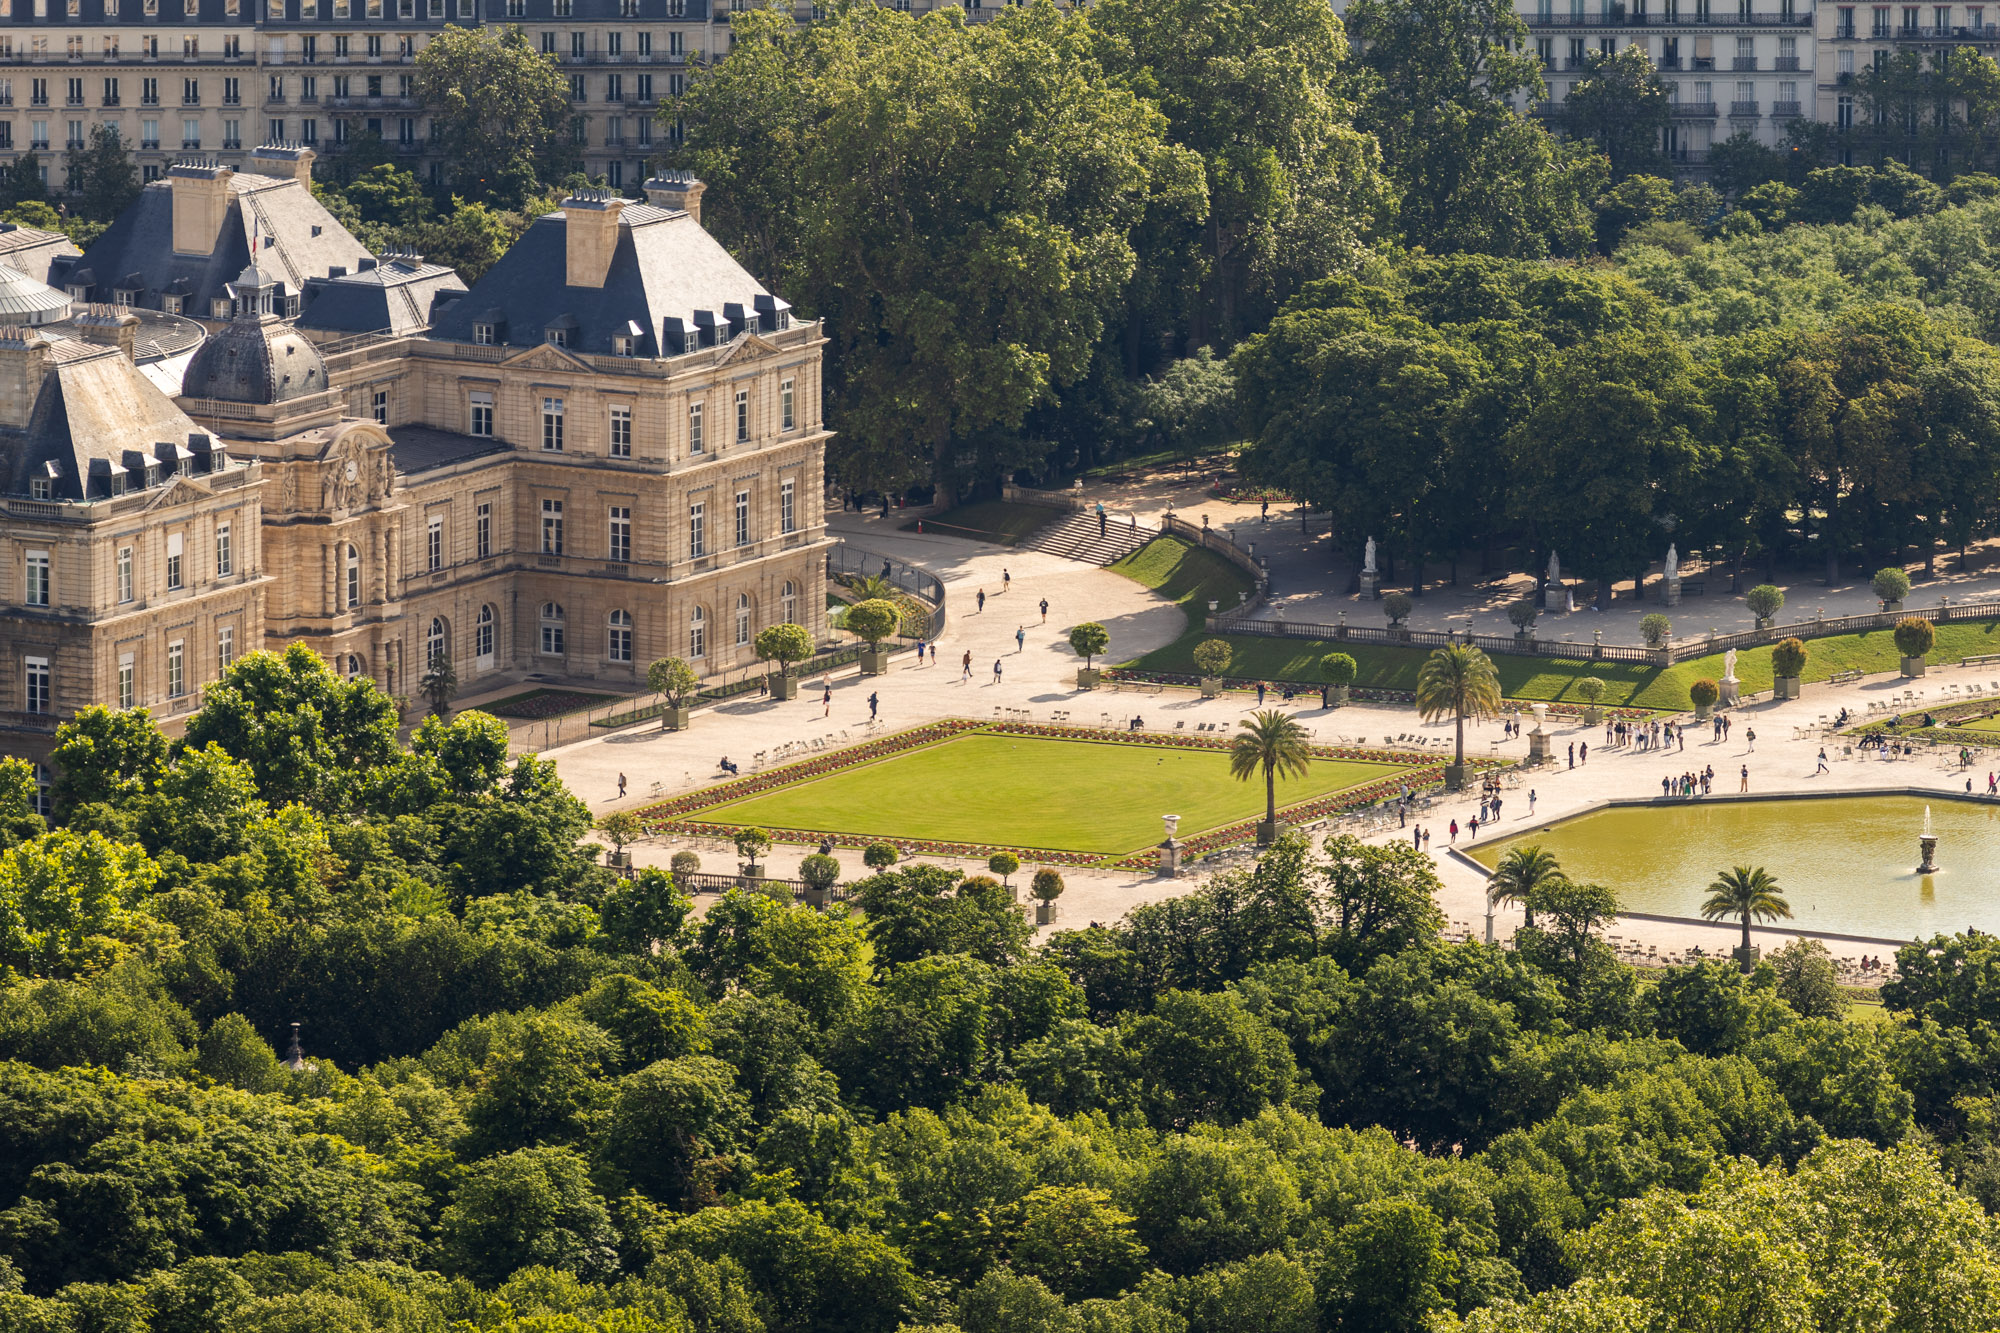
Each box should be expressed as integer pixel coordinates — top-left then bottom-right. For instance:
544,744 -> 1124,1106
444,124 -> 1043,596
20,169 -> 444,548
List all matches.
769,673 -> 799,701
1331,684 -> 1350,705
804,884 -> 832,910
1773,676 -> 1801,699
1755,615 -> 1774,630
1442,763 -> 1467,792
661,704 -> 690,731
1732,943 -> 1761,972
1034,901 -> 1057,926
1392,627 -> 1413,644
1514,628 -> 1532,643
1583,706 -> 1603,725
1902,656 -> 1927,679
860,646 -> 891,676
1257,817 -> 1287,845
1693,702 -> 1713,722
1199,677 -> 1222,698
606,849 -> 632,870
739,863 -> 763,880
1883,600 -> 1904,613
1077,667 -> 1101,690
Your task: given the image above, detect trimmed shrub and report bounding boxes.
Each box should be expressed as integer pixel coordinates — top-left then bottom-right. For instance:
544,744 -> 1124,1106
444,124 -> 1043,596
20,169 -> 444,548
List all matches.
1873,566 -> 1912,605
1689,678 -> 1721,707
1746,584 -> 1785,620
1320,652 -> 1358,686
1639,613 -> 1671,648
1894,616 -> 1936,659
1772,636 -> 1808,678
1191,639 -> 1233,677
863,842 -> 900,869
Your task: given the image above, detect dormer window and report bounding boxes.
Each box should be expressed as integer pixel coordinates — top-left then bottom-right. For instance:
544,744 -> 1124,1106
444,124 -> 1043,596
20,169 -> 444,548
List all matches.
211,297 -> 232,320
546,327 -> 568,349
67,284 -> 87,302
163,294 -> 183,315
473,322 -> 495,346
685,331 -> 699,354
30,478 -> 51,500
113,288 -> 137,309
613,335 -> 634,357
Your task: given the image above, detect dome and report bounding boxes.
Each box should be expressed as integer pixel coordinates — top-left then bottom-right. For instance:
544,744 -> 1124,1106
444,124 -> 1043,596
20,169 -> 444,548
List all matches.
0,263 -> 72,326
181,269 -> 328,406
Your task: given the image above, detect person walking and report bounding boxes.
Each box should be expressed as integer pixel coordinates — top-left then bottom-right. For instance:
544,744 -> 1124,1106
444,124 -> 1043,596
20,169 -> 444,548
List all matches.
869,691 -> 879,720
1256,681 -> 1267,706
1002,568 -> 1011,594
993,659 -> 1003,684
1016,626 -> 1026,654
1261,498 -> 1270,524
1746,726 -> 1756,752
977,589 -> 986,614
1096,502 -> 1107,537
1740,763 -> 1749,792
1816,748 -> 1829,775
1567,742 -> 1575,769
1580,741 -> 1589,765
617,773 -> 627,798
1449,818 -> 1459,844
1039,598 -> 1049,623
1528,788 -> 1537,815
823,677 -> 833,717
961,650 -> 973,681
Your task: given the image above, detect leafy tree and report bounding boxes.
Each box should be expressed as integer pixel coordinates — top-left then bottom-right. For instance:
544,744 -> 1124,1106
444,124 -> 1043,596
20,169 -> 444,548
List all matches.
1593,174 -> 1677,252
0,152 -> 48,210
572,972 -> 704,1069
1120,987 -> 1311,1128
754,624 -> 815,678
599,867 -> 692,954
1746,583 -> 1785,621
440,1146 -> 620,1285
1192,638 -> 1233,678
1489,844 -> 1562,930
1894,615 -> 1936,658
844,599 -> 902,649
460,1011 -> 618,1155
597,1055 -> 752,1208
195,1013 -> 287,1093
415,24 -> 575,207
1562,47 -> 1668,180
1134,348 -> 1239,454
391,197 -> 529,283
1318,836 -> 1447,973
1702,865 -> 1792,966
1227,709 -> 1312,835
1318,1198 -> 1453,1333
65,125 -> 138,222
0,757 -> 47,851
418,651 -> 458,717
50,706 -> 169,815
0,830 -> 164,980
1001,1186 -> 1147,1300
340,162 -> 430,226
1068,623 -> 1109,669
1414,644 -> 1501,774
181,644 -> 400,810
408,710 -> 510,797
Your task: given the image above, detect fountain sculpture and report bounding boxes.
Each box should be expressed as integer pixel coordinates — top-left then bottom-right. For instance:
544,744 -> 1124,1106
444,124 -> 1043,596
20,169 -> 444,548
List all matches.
1921,805 -> 1940,874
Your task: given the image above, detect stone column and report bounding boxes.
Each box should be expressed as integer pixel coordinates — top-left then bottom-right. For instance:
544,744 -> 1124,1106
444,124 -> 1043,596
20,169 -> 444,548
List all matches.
1527,702 -> 1552,765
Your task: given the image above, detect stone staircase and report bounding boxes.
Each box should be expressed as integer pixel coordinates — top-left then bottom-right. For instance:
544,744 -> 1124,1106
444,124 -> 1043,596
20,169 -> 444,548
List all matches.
1022,512 -> 1155,565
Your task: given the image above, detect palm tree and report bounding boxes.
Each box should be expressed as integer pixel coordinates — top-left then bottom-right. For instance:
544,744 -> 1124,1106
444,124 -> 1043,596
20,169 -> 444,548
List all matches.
1414,644 -> 1502,788
1489,843 -> 1564,930
1229,709 -> 1313,842
1702,865 -> 1792,969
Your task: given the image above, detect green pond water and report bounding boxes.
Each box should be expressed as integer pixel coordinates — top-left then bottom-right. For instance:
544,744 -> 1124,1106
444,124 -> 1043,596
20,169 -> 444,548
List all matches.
1469,795 -> 2000,942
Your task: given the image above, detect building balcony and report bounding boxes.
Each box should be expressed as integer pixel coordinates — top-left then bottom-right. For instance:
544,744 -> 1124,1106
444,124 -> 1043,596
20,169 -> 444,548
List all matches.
1524,10 -> 1811,24
1835,22 -> 1856,33
140,137 -> 158,148
1729,98 -> 1760,114
1659,54 -> 1684,65
1775,53 -> 1800,67
221,138 -> 241,148
1732,55 -> 1758,67
1891,21 -> 2000,36
1771,98 -> 1802,114
180,137 -> 200,148
1670,100 -> 1719,115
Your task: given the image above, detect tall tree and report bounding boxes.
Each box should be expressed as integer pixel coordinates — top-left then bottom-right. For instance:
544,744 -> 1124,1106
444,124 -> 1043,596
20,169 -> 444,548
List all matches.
64,126 -> 138,222
1562,46 -> 1669,180
416,24 -> 575,208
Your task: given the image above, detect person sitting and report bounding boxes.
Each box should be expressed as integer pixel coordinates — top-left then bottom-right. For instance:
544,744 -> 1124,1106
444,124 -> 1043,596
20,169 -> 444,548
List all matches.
1130,715 -> 1144,731
719,756 -> 739,775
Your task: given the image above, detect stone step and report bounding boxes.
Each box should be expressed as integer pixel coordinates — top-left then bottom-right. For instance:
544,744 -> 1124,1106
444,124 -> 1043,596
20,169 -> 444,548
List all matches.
1022,512 -> 1153,565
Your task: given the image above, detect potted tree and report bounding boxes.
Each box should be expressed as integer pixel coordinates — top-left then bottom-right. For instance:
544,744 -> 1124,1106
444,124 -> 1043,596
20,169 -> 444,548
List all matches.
1747,583 -> 1784,630
845,598 -> 902,676
1639,613 -> 1672,650
1031,868 -> 1065,925
1383,591 -> 1415,635
987,851 -> 1020,895
419,651 -> 457,718
1873,566 -> 1911,613
1321,651 -> 1357,705
1701,864 -> 1791,972
1229,709 -> 1313,842
755,623 -> 815,700
734,827 -> 773,881
1574,675 -> 1607,724
670,850 -> 701,878
1689,677 -> 1720,722
1415,645 -> 1502,791
1771,636 -> 1808,699
1192,638 -> 1232,697
799,852 -> 841,909
863,841 -> 900,870
1508,599 -> 1539,642
598,810 -> 643,870
1894,616 -> 1935,678
1070,622 -> 1110,689
647,656 -> 700,730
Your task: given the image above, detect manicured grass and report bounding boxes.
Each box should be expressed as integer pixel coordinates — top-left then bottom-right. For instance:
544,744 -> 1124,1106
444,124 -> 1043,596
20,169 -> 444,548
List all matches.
1959,713 -> 2000,732
903,500 -> 1064,545
694,732 -> 1414,856
1110,536 -> 1254,629
1121,617 -> 2000,713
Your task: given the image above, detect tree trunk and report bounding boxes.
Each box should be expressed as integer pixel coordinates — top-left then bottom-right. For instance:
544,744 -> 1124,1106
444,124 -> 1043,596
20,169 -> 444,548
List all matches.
1826,546 -> 1840,587
1596,577 -> 1612,611
1265,764 -> 1276,827
1455,706 -> 1465,767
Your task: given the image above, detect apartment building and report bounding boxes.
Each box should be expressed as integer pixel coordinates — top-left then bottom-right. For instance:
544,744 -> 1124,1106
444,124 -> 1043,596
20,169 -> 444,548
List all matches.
0,155 -> 832,792
1815,0 -> 2000,129
0,0 -> 732,193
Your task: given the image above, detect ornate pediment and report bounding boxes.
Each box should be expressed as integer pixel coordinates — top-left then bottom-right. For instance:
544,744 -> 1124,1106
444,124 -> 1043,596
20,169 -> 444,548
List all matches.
143,473 -> 215,511
714,332 -> 781,367
502,342 -> 594,374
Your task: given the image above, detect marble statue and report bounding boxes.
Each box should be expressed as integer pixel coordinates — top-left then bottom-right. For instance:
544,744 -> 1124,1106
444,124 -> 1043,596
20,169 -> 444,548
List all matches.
1547,550 -> 1560,586
1363,537 -> 1377,575
1724,647 -> 1738,681
1665,544 -> 1679,581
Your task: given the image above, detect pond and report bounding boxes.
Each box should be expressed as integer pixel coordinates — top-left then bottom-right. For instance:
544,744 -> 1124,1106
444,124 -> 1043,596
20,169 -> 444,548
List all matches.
1467,794 -> 2000,942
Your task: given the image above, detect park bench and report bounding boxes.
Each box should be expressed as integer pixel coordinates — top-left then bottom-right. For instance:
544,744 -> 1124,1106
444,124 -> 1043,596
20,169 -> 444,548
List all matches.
1962,653 -> 2000,668
1829,668 -> 1866,684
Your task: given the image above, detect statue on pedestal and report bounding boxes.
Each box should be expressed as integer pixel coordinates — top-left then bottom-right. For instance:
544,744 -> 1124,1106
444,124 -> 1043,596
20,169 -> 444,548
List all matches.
1363,537 -> 1377,575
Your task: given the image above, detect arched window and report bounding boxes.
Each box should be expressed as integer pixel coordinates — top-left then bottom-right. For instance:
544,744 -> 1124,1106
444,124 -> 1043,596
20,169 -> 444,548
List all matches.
781,580 -> 797,626
735,593 -> 751,646
689,605 -> 706,659
607,609 -> 633,662
539,602 -> 565,656
426,616 -> 448,666
342,653 -> 365,678
475,604 -> 496,668
344,543 -> 360,608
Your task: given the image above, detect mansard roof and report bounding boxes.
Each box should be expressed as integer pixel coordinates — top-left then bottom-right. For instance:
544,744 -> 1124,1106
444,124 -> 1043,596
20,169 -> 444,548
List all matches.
300,253 -> 469,337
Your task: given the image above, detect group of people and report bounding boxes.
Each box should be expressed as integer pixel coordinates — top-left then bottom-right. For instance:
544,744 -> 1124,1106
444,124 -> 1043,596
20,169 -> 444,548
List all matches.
1661,767 -> 1717,797
1607,718 -> 1685,753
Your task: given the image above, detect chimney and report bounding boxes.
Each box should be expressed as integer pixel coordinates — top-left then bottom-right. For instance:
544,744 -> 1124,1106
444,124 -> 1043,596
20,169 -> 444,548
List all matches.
0,326 -> 52,428
169,159 -> 235,257
562,188 -> 628,290
643,171 -> 705,225
249,142 -> 316,185
73,303 -> 140,363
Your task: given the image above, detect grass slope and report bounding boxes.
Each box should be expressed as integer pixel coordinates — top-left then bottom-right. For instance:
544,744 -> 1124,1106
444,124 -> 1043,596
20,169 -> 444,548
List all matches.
903,500 -> 1064,545
1109,536 -> 1254,629
695,732 -> 1412,855
1121,617 -> 2000,713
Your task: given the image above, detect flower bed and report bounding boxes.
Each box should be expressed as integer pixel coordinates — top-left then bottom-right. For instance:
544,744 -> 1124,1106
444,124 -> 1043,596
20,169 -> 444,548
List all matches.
483,688 -> 618,720
637,718 -> 1472,870
1097,667 -> 1653,720
1846,698 -> 2000,750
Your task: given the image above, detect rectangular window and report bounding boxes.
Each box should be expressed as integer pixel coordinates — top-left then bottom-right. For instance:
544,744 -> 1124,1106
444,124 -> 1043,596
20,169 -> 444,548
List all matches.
165,532 -> 183,590
25,550 -> 49,606
166,640 -> 184,698
609,405 -> 632,458
689,501 -> 705,558
781,478 -> 796,533
735,489 -> 750,547
117,652 -> 134,710
476,501 -> 492,558
542,498 -> 564,555
215,522 -> 231,577
781,378 -> 795,431
117,546 -> 133,603
372,389 -> 388,425
542,396 -> 565,452
688,401 -> 703,454
608,505 -> 631,563
217,625 -> 234,669
427,514 -> 443,571
24,656 -> 49,713
469,390 -> 493,438
735,388 -> 749,442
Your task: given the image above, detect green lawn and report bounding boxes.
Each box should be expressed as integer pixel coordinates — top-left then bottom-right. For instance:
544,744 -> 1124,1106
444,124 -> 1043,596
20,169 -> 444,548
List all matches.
1121,617 -> 2000,714
693,733 -> 1414,856
1110,536 -> 1254,629
903,500 -> 1065,545
1959,713 -> 2000,733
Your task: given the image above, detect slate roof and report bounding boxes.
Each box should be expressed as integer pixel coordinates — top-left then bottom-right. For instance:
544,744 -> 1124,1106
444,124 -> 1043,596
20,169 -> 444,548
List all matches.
387,424 -> 512,476
0,265 -> 71,324
0,223 -> 81,286
183,309 -> 329,405
51,169 -> 373,321
425,199 -> 790,358
300,254 -> 468,336
0,336 -> 218,502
